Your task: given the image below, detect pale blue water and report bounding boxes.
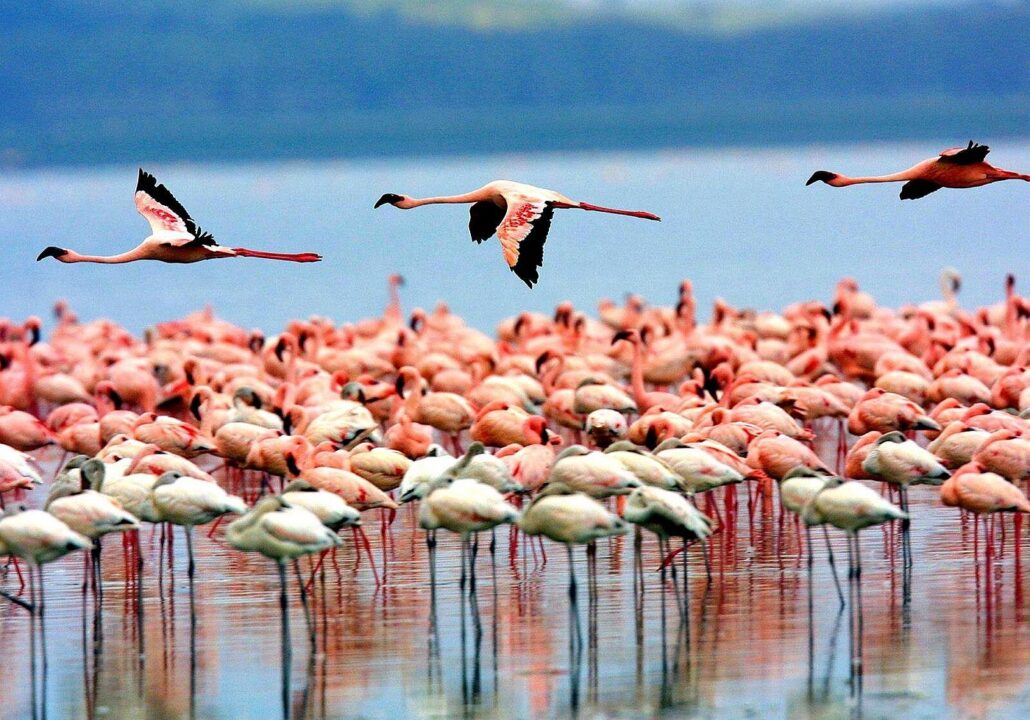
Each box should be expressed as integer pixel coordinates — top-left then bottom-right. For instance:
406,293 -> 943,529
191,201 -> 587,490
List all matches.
1,140 -> 1027,334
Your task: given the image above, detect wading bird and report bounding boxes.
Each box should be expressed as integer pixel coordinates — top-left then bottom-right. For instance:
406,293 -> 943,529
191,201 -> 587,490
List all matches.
374,181 -> 660,287
37,169 -> 322,265
803,478 -> 907,689
807,142 -> 1030,199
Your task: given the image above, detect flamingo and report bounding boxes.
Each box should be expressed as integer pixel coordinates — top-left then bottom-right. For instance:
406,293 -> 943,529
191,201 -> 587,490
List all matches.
150,471 -> 247,601
374,181 -> 660,287
0,507 -> 92,690
226,496 -> 342,654
518,483 -> 628,605
584,409 -> 628,449
418,474 -> 519,590
624,485 -> 714,602
45,459 -> 140,601
803,477 -> 907,687
36,169 -> 322,265
807,141 -> 1030,199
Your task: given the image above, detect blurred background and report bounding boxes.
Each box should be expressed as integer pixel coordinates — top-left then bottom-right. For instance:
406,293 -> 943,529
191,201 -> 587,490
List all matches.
1,0 -> 1027,332
4,0 -> 1028,165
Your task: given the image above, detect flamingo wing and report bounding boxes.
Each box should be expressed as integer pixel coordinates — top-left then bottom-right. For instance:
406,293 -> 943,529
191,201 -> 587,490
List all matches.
899,179 -> 941,200
468,201 -> 505,243
938,141 -> 990,165
134,169 -> 217,246
495,197 -> 555,288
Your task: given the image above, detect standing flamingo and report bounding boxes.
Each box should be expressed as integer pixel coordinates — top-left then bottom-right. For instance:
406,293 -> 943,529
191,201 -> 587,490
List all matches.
803,477 -> 907,691
374,181 -> 660,287
37,169 -> 322,264
0,506 -> 92,710
807,142 -> 1030,199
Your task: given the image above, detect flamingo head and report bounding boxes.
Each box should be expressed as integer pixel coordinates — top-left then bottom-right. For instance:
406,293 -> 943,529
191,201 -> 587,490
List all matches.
374,193 -> 411,209
611,329 -> 639,346
36,246 -> 69,262
523,415 -> 552,445
806,171 -> 841,187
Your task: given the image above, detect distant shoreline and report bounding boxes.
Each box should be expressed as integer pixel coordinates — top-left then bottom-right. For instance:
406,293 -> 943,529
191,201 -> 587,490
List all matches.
4,95 -> 1028,170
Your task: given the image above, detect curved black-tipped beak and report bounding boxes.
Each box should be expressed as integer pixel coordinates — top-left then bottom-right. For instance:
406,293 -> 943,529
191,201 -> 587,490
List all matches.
374,193 -> 402,209
394,376 -> 405,398
806,171 -> 837,186
189,394 -> 203,420
540,427 -> 550,443
611,330 -> 632,345
286,454 -> 301,477
535,351 -> 553,375
37,246 -> 68,261
274,337 -> 287,362
28,325 -> 40,347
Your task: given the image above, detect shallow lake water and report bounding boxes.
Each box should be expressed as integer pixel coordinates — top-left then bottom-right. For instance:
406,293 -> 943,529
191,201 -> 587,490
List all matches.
0,433 -> 1027,720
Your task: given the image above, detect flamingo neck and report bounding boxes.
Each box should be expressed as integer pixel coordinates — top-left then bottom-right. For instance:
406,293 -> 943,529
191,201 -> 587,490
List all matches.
831,171 -> 917,186
407,192 -> 486,208
628,340 -> 648,408
61,249 -> 142,264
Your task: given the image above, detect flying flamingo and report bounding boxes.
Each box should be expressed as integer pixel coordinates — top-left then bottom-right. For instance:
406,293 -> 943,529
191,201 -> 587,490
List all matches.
36,169 -> 322,265
806,141 -> 1030,200
374,181 -> 660,287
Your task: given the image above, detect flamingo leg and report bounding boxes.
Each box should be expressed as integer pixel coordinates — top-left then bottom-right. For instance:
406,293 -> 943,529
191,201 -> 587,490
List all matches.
356,527 -> 380,585
823,525 -> 845,608
293,559 -> 315,646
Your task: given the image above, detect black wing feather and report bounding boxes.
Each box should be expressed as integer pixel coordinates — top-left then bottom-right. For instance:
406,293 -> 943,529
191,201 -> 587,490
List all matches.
510,204 -> 554,289
939,141 -> 990,165
899,179 -> 942,200
136,168 -> 216,244
468,201 -> 504,243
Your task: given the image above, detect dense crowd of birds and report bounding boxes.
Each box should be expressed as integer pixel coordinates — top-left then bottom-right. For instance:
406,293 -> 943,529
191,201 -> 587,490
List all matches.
0,271 -> 1028,682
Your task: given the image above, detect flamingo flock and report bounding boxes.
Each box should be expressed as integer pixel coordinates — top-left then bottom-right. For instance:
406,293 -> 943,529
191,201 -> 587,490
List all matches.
0,268 -> 1026,702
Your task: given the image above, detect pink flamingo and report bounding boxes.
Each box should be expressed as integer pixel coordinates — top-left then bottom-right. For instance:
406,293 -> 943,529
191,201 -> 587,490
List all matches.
37,169 -> 322,265
374,181 -> 659,287
807,141 -> 1030,199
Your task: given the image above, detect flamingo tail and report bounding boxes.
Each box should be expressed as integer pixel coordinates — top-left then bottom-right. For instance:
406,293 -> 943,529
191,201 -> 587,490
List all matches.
231,248 -> 322,263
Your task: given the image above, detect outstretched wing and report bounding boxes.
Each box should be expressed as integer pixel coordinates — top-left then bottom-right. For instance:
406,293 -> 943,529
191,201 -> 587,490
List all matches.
939,141 -> 990,165
899,179 -> 942,200
134,169 -> 216,245
495,197 -> 554,288
468,201 -> 504,243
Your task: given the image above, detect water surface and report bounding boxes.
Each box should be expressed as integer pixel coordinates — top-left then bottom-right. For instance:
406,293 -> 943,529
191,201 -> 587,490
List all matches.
0,440 -> 1027,719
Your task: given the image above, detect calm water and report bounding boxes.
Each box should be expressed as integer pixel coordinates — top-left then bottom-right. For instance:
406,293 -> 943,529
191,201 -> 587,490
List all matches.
0,140 -> 1027,334
0,440 -> 1027,719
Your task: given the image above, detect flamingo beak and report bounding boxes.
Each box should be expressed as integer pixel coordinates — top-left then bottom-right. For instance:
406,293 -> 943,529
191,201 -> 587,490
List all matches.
36,246 -> 68,261
374,193 -> 403,209
285,453 -> 301,477
806,171 -> 838,186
